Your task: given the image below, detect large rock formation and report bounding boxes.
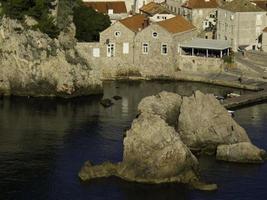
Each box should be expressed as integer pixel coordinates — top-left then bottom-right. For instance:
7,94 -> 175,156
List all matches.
119,112 -> 199,183
138,91 -> 182,127
79,113 -> 202,185
79,90 -> 265,190
79,91 -> 219,190
216,142 -> 267,163
178,91 -> 250,153
0,17 -> 102,97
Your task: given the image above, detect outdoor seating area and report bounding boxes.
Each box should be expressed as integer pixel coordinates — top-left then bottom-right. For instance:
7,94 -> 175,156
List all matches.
180,38 -> 231,58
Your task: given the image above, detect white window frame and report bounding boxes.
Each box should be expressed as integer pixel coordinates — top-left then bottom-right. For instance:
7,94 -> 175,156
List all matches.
142,43 -> 149,54
123,42 -> 129,54
107,43 -> 115,57
161,43 -> 168,55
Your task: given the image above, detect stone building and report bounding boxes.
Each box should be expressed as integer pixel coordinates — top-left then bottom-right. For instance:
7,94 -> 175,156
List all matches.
217,0 -> 267,51
166,0 -> 187,15
181,0 -> 219,38
140,2 -> 176,22
79,15 -> 197,69
262,27 -> 267,52
134,15 -> 197,68
83,1 -> 128,23
77,14 -> 227,76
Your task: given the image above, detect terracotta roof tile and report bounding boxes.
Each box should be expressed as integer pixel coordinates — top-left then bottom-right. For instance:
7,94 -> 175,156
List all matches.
157,15 -> 196,34
220,0 -> 265,12
182,0 -> 219,9
120,15 -> 149,32
84,1 -> 127,14
252,1 -> 267,11
140,2 -> 170,15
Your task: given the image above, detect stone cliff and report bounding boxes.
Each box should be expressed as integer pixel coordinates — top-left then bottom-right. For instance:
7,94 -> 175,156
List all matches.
0,17 -> 102,97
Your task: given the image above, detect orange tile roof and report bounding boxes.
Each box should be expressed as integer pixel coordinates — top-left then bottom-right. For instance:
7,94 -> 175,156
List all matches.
182,0 -> 219,9
119,15 -> 149,32
84,1 -> 127,14
157,15 -> 196,34
140,2 -> 170,15
252,1 -> 267,11
263,27 -> 267,32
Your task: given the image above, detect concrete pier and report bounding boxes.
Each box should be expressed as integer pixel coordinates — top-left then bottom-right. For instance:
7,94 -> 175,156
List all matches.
223,89 -> 267,109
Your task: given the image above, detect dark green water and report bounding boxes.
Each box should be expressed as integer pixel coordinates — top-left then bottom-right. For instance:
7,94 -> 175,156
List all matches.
0,81 -> 266,200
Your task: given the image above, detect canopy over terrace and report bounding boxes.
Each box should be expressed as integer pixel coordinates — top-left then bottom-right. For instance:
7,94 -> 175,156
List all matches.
180,38 -> 231,58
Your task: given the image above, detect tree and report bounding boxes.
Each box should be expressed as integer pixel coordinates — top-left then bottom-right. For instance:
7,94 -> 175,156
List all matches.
36,13 -> 59,38
73,4 -> 111,42
1,0 -> 59,38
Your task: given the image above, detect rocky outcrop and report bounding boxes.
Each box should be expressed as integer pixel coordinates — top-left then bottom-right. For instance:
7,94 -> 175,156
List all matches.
138,91 -> 182,127
79,91 -> 219,190
178,91 -> 250,153
79,113 -> 202,186
0,17 -> 102,97
216,142 -> 267,163
79,90 -> 265,189
119,113 -> 199,184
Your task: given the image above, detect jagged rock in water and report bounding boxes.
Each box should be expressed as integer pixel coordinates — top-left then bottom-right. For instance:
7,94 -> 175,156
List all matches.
79,112 -> 213,189
216,142 -> 267,163
0,17 -> 102,97
177,90 -> 250,153
119,112 -> 199,184
138,91 -> 182,127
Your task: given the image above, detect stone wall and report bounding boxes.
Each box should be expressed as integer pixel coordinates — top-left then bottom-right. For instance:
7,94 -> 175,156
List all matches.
191,8 -> 216,33
217,8 -> 267,51
176,55 -> 224,73
262,32 -> 267,52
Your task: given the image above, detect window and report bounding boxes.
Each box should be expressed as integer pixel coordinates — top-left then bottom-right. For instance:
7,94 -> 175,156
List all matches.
152,32 -> 158,38
108,9 -> 114,14
161,43 -> 168,55
123,42 -> 129,54
256,14 -> 262,25
107,43 -> 115,57
92,48 -> 100,57
142,43 -> 149,54
114,31 -> 121,37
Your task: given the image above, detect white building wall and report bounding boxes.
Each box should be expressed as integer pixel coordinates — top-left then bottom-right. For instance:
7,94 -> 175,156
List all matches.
217,8 -> 267,51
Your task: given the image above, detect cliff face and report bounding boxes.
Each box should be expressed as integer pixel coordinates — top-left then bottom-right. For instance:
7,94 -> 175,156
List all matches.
0,17 -> 102,97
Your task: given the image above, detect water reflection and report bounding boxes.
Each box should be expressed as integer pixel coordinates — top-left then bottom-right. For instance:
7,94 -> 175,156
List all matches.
0,81 -> 265,200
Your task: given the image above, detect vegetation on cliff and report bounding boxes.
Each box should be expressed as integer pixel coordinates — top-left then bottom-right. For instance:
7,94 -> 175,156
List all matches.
0,0 -> 111,41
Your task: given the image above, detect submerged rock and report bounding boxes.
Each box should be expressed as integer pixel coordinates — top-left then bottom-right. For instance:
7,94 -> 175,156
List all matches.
100,98 -> 113,108
138,91 -> 182,127
216,142 -> 267,163
113,95 -> 122,100
0,17 -> 102,97
177,90 -> 250,153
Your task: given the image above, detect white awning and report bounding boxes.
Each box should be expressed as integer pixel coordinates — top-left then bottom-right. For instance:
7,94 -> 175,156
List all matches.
181,38 -> 231,50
